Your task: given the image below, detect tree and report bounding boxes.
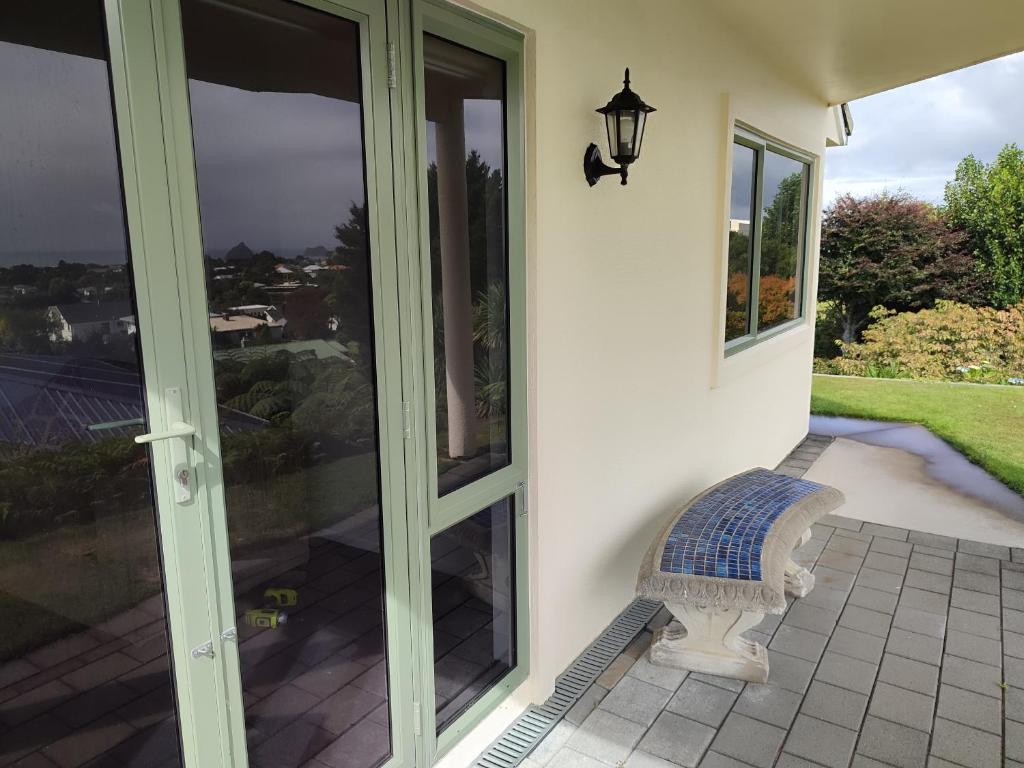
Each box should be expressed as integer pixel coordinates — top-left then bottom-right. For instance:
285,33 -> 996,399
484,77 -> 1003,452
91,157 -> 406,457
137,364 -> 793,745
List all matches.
944,144 -> 1024,307
328,203 -> 373,350
818,192 -> 983,345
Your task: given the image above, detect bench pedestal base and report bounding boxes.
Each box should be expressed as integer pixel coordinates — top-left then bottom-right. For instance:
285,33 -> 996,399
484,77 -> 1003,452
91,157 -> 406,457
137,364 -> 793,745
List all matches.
650,603 -> 768,683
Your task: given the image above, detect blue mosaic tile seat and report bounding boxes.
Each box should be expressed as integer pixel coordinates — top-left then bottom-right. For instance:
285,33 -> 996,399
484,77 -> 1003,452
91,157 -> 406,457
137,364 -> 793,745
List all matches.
659,469 -> 825,582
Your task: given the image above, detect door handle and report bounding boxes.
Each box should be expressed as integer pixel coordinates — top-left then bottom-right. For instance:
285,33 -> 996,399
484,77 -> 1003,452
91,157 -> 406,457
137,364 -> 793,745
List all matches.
135,387 -> 195,504
134,421 -> 196,444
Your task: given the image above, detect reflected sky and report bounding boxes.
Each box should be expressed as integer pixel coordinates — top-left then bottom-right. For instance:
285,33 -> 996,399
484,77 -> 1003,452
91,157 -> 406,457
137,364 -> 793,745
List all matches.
0,41 -> 127,264
2,37 -> 505,267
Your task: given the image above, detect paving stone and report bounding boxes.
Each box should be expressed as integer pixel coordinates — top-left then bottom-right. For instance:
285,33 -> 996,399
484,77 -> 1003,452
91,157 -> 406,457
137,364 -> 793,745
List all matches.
908,530 -> 957,551
850,757 -> 892,768
885,627 -> 943,666
912,544 -> 956,560
776,755 -> 824,768
878,654 -> 938,696
935,683 -> 1001,734
638,711 -> 715,768
952,570 -> 1000,596
783,714 -> 858,768
801,680 -> 868,729
665,678 -> 737,728
946,607 -> 1001,640
868,681 -> 934,732
950,588 -> 1000,617
627,657 -> 688,691
856,716 -> 929,768
708,713 -> 786,768
864,552 -> 908,576
821,514 -> 861,531
1006,589 -> 1024,612
827,626 -> 886,664
838,605 -> 892,638
1005,655 -> 1024,686
955,553 -> 1001,576
568,709 -> 646,765
1007,630 -> 1024,660
688,673 -> 744,693
870,538 -> 913,557
862,523 -> 909,542
816,549 -> 864,574
810,566 -> 857,594
814,651 -> 877,695
833,528 -> 873,543
1007,719 -> 1024,763
595,653 -> 635,689
599,676 -> 673,727
1010,571 -> 1024,592
849,585 -> 899,614
909,553 -> 955,576
930,717 -> 1001,767
732,682 -> 802,729
892,606 -> 946,639
1006,608 -> 1024,634
1006,684 -> 1024,722
944,629 -> 1001,667
621,752 -> 678,768
769,625 -> 828,662
546,748 -> 608,768
857,568 -> 904,594
799,585 -> 849,612
898,587 -> 949,616
566,684 -> 608,726
784,603 -> 840,636
957,540 -> 1010,560
826,536 -> 870,557
531,721 -> 575,765
939,654 -> 1003,698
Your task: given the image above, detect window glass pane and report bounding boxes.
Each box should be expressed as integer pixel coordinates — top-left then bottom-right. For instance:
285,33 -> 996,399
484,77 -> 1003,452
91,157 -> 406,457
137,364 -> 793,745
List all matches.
726,142 -> 756,342
758,150 -> 807,332
431,498 -> 516,733
0,2 -> 183,764
424,34 -> 511,496
181,1 -> 391,766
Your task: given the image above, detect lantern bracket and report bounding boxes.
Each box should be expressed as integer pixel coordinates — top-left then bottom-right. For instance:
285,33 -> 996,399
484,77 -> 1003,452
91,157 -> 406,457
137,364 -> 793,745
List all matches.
584,143 -> 628,187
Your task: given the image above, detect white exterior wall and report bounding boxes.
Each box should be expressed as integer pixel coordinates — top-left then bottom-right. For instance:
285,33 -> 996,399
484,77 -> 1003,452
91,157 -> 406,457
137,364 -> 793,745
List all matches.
438,1 -> 834,763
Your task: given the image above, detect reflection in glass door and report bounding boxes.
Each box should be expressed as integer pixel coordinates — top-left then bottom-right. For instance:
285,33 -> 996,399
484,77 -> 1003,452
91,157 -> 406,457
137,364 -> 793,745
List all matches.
179,1 -> 393,766
0,2 -> 183,766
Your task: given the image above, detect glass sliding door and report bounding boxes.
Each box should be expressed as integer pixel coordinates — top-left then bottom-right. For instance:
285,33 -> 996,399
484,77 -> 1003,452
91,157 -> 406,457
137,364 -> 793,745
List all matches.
412,3 -> 528,752
0,2 -> 185,765
173,1 -> 407,766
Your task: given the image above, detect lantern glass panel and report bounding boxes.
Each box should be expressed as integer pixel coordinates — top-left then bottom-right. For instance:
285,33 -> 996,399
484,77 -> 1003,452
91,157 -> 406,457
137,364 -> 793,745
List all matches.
616,111 -> 637,160
604,111 -> 619,161
634,111 -> 647,157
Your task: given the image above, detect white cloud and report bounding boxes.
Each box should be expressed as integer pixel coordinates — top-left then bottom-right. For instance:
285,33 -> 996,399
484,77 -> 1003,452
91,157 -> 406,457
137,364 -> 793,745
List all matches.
825,51 -> 1024,206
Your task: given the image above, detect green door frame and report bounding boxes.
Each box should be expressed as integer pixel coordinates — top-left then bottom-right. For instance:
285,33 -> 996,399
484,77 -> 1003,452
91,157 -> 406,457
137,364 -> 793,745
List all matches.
395,0 -> 529,760
99,0 -> 528,764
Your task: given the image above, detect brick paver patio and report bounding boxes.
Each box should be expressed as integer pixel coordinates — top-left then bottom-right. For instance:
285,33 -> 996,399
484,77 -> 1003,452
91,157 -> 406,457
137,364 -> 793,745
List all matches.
522,436 -> 1024,768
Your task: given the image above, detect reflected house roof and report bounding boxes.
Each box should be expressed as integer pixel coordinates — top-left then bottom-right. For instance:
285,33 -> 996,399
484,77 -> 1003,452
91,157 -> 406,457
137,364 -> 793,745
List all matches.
50,302 -> 132,325
0,353 -> 265,454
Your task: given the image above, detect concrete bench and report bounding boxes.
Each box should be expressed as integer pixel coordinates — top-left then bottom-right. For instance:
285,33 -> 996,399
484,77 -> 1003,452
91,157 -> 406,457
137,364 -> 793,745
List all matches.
636,468 -> 844,682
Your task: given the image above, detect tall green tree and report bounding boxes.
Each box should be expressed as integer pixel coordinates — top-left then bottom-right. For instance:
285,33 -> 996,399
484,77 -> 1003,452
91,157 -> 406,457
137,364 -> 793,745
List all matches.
818,192 -> 983,345
943,144 -> 1024,307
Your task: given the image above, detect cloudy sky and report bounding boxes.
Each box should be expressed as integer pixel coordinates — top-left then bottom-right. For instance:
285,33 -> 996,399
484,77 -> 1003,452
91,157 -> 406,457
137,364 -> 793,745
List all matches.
823,51 -> 1024,206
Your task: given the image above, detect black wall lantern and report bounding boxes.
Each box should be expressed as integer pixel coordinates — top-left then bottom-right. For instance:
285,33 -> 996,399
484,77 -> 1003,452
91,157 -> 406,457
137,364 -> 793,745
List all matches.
584,68 -> 656,186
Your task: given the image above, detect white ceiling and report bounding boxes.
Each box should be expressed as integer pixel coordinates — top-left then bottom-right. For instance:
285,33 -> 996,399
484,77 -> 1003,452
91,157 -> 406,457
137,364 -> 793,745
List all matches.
704,0 -> 1024,104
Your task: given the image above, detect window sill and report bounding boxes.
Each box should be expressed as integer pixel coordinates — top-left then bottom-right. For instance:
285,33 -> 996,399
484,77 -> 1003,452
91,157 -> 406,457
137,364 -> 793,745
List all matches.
712,321 -> 812,389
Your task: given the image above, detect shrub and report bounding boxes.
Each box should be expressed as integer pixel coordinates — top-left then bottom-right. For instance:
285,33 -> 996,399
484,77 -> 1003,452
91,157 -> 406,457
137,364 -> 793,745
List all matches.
816,301 -> 1024,383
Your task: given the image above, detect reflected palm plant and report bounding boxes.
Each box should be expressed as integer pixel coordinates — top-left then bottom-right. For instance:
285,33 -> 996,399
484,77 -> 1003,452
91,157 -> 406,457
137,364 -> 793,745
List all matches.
472,282 -> 508,418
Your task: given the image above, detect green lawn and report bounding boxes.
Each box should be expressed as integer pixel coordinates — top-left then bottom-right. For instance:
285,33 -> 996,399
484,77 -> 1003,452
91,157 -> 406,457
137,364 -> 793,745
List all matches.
811,374 -> 1024,495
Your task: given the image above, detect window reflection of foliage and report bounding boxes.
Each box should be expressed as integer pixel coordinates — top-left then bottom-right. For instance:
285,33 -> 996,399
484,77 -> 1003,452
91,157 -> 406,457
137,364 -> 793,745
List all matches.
758,275 -> 797,328
0,437 -> 151,538
726,231 -> 751,340
760,171 -> 803,279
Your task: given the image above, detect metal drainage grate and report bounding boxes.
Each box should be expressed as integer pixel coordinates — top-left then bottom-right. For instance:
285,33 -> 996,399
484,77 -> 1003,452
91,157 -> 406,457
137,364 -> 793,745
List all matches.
473,598 -> 662,768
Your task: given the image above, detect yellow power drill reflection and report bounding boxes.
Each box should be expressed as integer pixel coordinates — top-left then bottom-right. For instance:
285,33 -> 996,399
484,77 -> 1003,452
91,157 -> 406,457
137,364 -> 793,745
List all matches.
243,588 -> 298,629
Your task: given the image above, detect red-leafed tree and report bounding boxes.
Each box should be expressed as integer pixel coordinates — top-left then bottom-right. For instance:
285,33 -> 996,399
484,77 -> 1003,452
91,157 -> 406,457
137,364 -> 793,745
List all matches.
818,192 -> 987,345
